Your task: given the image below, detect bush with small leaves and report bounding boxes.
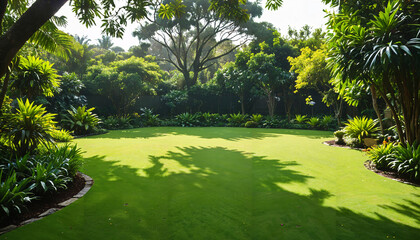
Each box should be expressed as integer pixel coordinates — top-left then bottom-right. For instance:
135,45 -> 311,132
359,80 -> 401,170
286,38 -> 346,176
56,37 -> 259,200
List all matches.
50,129 -> 74,142
334,130 -> 346,145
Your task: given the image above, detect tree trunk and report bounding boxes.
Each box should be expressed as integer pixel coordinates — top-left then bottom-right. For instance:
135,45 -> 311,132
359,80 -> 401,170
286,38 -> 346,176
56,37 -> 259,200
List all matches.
334,98 -> 343,126
0,0 -> 68,110
0,70 -> 10,113
240,94 -> 245,114
370,85 -> 384,134
267,92 -> 276,117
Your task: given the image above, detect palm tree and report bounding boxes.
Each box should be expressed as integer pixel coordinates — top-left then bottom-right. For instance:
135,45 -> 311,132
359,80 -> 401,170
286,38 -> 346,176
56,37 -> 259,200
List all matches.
97,36 -> 114,50
74,35 -> 91,46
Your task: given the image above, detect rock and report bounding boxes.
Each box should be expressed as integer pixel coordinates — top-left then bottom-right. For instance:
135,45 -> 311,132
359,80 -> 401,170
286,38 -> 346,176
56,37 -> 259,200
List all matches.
74,185 -> 92,198
58,198 -> 79,207
39,208 -> 59,217
21,218 -> 41,226
81,173 -> 93,182
0,225 -> 17,234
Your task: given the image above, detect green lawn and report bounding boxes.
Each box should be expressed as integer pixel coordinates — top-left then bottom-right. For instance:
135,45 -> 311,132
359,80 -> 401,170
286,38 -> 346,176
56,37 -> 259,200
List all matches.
2,127 -> 420,240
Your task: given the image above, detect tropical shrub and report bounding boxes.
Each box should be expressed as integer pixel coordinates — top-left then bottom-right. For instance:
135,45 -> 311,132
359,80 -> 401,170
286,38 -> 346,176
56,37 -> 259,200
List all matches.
45,72 -> 87,117
307,117 -> 320,128
62,106 -> 101,135
0,154 -> 35,179
140,108 -> 160,126
334,130 -> 346,145
245,121 -> 258,128
0,99 -> 56,156
102,115 -> 133,130
388,142 -> 420,181
227,113 -> 248,127
10,56 -> 60,100
175,113 -> 200,127
294,114 -> 308,124
344,116 -> 379,144
102,116 -> 119,130
320,115 -> 334,130
117,115 -> 133,129
40,145 -> 82,176
29,161 -> 71,194
0,170 -> 33,216
366,142 -> 395,170
162,90 -> 188,114
202,112 -> 221,126
250,114 -> 263,124
50,129 -> 74,142
262,116 -> 282,128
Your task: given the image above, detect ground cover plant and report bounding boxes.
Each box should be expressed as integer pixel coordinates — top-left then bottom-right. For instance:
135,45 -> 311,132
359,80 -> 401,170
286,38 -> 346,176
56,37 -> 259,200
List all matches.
2,127 -> 419,239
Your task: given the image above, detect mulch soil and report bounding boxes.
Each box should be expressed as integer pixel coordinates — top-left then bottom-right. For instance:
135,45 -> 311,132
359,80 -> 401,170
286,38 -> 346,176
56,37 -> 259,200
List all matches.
0,173 -> 85,228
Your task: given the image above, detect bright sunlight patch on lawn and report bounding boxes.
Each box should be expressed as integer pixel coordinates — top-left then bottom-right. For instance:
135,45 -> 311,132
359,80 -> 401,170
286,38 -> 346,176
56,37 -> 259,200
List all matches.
3,127 -> 419,240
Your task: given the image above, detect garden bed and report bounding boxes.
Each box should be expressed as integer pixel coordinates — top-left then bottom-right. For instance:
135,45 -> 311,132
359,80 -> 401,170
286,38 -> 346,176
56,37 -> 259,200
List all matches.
364,161 -> 420,187
0,172 -> 92,233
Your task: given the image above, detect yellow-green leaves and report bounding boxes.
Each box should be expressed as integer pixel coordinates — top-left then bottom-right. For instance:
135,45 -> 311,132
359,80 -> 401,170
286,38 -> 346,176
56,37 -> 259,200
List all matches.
158,0 -> 186,19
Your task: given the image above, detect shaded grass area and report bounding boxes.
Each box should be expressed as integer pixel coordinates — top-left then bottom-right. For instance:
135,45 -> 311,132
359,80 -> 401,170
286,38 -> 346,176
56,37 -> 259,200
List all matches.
2,128 -> 419,240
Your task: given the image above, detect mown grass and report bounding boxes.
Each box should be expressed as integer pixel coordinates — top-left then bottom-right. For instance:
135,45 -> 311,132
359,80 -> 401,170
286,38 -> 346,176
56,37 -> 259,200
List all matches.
3,127 -> 419,240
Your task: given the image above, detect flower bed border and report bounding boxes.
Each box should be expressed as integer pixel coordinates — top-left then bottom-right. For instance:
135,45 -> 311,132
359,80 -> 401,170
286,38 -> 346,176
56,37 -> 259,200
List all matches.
0,173 -> 94,235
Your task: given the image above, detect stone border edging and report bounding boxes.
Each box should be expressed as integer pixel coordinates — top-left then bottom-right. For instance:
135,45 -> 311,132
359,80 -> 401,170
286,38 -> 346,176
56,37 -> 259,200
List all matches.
0,172 -> 94,235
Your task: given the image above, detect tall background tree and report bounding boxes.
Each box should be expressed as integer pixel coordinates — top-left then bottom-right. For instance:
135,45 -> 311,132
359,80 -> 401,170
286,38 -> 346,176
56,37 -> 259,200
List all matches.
133,0 -> 264,88
324,0 -> 420,145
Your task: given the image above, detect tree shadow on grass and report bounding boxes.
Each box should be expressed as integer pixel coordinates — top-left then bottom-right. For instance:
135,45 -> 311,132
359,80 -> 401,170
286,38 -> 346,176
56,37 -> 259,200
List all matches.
83,127 -> 332,141
3,147 -> 419,240
379,193 -> 420,225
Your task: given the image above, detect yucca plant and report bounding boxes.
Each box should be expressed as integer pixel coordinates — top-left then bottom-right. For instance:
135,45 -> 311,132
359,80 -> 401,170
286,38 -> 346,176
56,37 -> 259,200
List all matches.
62,106 -> 101,135
388,142 -> 420,181
294,114 -> 308,124
307,117 -> 320,128
0,99 -> 56,156
227,113 -> 248,127
366,142 -> 395,170
0,170 -> 33,216
344,116 -> 379,143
